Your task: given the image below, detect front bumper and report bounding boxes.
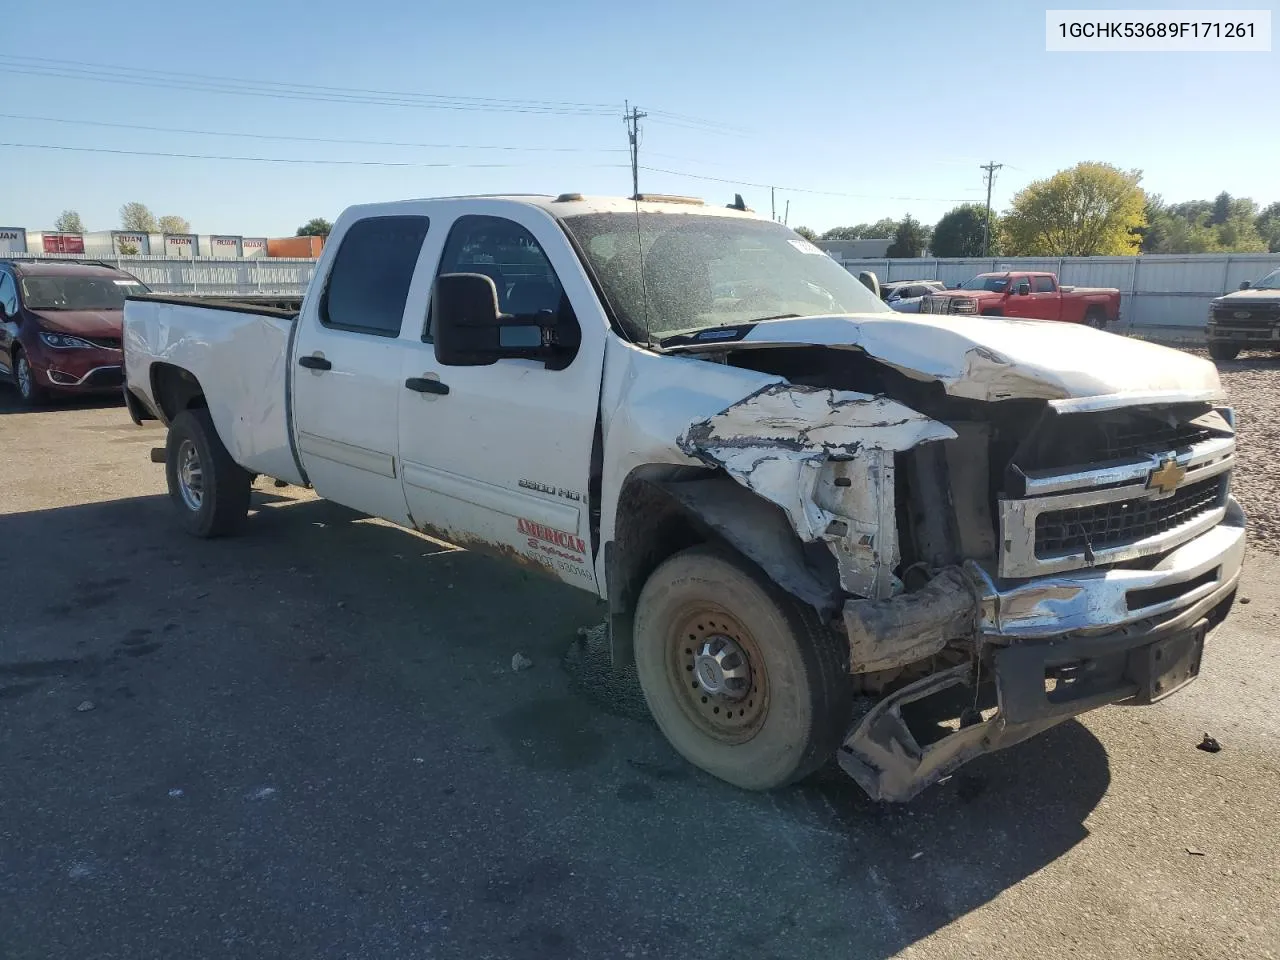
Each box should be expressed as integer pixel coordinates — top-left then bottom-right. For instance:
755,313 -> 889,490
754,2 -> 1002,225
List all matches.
27,340 -> 124,393
838,500 -> 1245,801
1208,324 -> 1280,345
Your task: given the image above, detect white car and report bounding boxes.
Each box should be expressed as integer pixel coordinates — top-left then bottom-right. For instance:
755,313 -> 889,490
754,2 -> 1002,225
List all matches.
122,193 -> 1244,802
882,279 -> 948,312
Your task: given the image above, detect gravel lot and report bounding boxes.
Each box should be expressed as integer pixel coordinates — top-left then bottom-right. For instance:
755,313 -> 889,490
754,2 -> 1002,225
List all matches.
1,357 -> 1279,960
1215,356 -> 1280,552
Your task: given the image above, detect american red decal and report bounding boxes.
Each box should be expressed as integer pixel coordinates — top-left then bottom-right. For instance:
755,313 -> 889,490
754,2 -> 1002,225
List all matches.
517,518 -> 586,555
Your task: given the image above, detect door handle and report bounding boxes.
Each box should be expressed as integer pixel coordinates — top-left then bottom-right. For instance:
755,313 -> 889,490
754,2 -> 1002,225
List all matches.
298,355 -> 332,371
405,377 -> 449,395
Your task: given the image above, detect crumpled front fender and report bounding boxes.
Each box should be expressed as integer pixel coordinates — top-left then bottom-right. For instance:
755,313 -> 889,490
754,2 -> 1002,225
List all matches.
677,382 -> 955,600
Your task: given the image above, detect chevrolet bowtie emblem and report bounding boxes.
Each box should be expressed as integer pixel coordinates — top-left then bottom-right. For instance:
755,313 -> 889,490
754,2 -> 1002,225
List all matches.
1146,458 -> 1186,496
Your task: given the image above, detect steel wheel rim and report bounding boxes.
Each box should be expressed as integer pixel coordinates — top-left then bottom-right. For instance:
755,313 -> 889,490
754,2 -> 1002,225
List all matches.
176,439 -> 204,511
16,357 -> 31,398
665,604 -> 769,744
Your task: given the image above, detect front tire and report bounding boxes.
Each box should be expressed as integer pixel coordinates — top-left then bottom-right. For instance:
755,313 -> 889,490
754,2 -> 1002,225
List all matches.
1209,341 -> 1240,363
13,349 -> 48,407
165,408 -> 251,537
634,545 -> 852,790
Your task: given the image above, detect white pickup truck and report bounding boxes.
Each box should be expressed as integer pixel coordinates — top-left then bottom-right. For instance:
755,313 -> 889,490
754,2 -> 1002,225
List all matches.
123,194 -> 1245,801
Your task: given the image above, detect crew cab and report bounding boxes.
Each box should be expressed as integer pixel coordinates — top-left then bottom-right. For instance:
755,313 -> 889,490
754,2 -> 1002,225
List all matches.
123,195 -> 1244,801
921,271 -> 1121,327
1206,266 -> 1280,362
1,258 -> 149,405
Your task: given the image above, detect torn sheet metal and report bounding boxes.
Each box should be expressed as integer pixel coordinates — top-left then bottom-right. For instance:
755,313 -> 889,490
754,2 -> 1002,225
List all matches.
678,383 -> 955,599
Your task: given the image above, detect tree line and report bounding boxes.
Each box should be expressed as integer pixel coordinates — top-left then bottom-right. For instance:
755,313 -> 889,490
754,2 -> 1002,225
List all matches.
52,203 -> 192,237
795,162 -> 1280,258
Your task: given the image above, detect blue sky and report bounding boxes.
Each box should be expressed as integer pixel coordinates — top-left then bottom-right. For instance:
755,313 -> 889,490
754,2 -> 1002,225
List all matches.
3,0 -> 1277,236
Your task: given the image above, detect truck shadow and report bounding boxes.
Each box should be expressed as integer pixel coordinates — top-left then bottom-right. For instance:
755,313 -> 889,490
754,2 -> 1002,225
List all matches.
0,488 -> 1111,959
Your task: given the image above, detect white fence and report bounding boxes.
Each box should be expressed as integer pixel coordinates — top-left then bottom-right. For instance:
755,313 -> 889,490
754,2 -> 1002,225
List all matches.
12,252 -> 316,297
837,254 -> 1280,340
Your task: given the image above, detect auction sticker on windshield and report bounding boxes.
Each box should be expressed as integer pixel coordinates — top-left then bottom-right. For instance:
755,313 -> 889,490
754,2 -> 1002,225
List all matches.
788,238 -> 826,256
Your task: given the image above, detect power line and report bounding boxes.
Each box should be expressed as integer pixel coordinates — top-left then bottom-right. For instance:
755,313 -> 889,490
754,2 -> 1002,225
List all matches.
0,55 -> 739,133
0,112 -> 628,154
638,165 -> 978,202
0,60 -> 614,117
0,141 -> 629,170
646,111 -> 751,137
0,55 -> 617,115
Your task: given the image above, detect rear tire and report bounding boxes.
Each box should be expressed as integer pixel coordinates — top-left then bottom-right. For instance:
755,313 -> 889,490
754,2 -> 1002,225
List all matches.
634,545 -> 852,790
1209,342 -> 1241,363
12,349 -> 48,407
165,407 -> 252,538
1084,307 -> 1108,330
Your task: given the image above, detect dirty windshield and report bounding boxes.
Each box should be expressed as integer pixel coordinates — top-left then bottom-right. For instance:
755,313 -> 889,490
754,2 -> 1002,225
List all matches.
20,275 -> 146,310
561,212 -> 890,342
959,275 -> 1011,292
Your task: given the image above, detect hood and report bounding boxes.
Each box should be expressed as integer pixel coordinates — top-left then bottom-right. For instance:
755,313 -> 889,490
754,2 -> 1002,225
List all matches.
927,288 -> 1000,299
665,313 -> 1222,404
1213,289 -> 1280,305
27,308 -> 123,338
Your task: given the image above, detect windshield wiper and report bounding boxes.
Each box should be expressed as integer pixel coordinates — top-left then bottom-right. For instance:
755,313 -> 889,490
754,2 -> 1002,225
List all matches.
743,313 -> 802,323
657,315 -> 802,349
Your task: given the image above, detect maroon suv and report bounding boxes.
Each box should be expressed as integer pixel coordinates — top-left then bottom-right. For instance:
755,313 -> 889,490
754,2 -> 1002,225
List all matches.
0,259 -> 150,405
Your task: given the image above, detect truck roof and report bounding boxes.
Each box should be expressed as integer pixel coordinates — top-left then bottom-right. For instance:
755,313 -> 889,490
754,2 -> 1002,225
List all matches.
339,194 -> 766,223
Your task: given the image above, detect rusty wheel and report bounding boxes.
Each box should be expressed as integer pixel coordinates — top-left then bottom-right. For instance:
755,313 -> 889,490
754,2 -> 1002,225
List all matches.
667,605 -> 770,745
634,544 -> 852,790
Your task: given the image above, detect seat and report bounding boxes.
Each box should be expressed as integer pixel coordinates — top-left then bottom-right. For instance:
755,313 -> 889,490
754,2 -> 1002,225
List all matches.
506,278 -> 560,316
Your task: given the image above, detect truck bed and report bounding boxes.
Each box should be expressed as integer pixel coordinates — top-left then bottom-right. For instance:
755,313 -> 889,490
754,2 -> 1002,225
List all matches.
129,293 -> 304,316
124,296 -> 305,486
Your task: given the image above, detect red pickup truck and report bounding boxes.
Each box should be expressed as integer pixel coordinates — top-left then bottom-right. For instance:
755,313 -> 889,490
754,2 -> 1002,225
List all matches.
919,272 -> 1121,328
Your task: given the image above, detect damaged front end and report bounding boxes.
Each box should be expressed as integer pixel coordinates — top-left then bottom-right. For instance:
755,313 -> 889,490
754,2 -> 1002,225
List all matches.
679,377 -> 1244,802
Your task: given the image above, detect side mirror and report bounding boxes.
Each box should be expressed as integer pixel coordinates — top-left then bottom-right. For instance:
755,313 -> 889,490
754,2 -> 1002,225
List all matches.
857,270 -> 880,299
953,282 -> 962,289
1240,280 -> 1252,290
433,273 -> 562,367
1016,282 -> 1031,296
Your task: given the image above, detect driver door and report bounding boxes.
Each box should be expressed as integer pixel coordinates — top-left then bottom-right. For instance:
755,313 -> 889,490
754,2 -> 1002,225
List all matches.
395,205 -> 607,591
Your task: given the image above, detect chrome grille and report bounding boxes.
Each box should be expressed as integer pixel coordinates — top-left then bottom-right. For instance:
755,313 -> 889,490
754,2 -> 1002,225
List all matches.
998,416 -> 1235,578
1035,475 -> 1227,559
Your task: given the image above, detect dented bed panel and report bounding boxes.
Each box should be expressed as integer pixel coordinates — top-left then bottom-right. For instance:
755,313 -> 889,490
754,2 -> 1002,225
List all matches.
123,298 -> 304,484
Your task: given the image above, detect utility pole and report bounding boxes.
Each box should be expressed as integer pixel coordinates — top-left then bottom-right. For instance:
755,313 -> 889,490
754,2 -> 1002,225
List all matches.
771,186 -> 776,221
980,161 -> 1003,257
624,101 -> 647,199
783,199 -> 790,226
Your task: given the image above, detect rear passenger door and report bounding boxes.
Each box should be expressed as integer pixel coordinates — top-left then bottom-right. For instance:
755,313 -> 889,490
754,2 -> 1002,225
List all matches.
1022,275 -> 1061,320
292,215 -> 430,524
